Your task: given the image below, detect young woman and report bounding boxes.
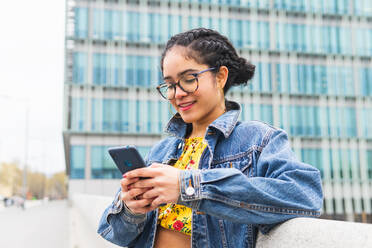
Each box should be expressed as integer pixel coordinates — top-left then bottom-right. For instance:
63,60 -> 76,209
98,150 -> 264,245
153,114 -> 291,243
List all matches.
98,28 -> 323,248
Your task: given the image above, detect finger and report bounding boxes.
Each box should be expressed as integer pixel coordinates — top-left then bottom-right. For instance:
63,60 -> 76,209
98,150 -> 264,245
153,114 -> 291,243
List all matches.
130,178 -> 156,189
126,197 -> 155,210
127,187 -> 151,200
125,167 -> 160,179
135,187 -> 153,200
120,177 -> 140,191
150,197 -> 166,208
141,188 -> 158,199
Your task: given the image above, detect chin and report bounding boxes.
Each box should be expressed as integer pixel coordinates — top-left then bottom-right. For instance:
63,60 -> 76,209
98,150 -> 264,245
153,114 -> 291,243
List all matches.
178,112 -> 196,123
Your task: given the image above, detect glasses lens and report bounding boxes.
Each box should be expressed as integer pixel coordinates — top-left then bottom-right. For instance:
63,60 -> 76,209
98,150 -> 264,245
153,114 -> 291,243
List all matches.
159,84 -> 175,100
180,74 -> 197,93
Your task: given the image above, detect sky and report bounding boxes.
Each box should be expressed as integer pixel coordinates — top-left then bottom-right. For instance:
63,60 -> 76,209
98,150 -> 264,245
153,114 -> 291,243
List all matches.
0,0 -> 66,175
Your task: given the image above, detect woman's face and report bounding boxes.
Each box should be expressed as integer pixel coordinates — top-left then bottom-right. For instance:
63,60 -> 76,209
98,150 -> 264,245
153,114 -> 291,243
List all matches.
162,46 -> 226,125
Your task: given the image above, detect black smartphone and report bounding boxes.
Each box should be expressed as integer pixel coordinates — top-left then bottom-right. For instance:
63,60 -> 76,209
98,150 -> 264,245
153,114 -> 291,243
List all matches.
108,146 -> 146,175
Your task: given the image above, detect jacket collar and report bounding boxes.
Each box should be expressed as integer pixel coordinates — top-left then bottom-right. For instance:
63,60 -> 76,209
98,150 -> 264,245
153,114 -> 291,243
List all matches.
164,100 -> 241,139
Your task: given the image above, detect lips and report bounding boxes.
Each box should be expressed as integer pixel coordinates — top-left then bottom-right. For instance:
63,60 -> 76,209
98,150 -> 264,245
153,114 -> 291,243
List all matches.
178,101 -> 196,111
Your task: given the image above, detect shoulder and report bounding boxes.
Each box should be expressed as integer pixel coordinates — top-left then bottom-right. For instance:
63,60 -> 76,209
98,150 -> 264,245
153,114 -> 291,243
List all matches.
231,120 -> 282,145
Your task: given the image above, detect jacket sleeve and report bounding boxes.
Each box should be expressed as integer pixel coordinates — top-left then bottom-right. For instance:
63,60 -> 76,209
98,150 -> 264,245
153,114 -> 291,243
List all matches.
97,148 -> 157,247
177,128 -> 323,226
96,188 -> 149,247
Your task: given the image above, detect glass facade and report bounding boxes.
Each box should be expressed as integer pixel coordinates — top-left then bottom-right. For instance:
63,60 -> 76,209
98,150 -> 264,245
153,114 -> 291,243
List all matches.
70,146 -> 85,179
280,106 -> 357,138
65,0 -> 372,221
90,146 -> 151,179
70,98 -> 86,131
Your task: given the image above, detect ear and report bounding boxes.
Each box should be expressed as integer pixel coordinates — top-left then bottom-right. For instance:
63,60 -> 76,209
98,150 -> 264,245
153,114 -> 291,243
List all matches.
216,66 -> 228,89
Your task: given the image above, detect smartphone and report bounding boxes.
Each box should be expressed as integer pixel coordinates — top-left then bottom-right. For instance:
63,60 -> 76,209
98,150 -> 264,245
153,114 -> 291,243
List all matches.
108,146 -> 146,175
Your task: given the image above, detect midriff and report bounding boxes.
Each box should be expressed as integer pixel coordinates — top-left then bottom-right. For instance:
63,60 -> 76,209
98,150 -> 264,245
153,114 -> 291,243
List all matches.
154,225 -> 191,248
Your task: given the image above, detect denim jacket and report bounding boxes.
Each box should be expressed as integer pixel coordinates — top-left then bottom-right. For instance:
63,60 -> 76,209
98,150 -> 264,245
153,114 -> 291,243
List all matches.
97,100 -> 323,248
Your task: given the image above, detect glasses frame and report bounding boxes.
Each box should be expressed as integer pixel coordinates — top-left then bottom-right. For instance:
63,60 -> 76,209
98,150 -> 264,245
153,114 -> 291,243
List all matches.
156,67 -> 216,100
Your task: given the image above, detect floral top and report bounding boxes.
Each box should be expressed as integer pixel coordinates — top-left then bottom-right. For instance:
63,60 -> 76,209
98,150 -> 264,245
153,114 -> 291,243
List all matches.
157,137 -> 207,236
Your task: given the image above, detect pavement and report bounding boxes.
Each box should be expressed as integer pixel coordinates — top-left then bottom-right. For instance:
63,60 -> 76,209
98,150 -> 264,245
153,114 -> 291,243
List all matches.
0,200 -> 69,248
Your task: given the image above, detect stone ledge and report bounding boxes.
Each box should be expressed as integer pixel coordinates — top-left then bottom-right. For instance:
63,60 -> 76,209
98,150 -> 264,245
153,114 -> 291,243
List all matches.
257,217 -> 372,248
71,193 -> 372,248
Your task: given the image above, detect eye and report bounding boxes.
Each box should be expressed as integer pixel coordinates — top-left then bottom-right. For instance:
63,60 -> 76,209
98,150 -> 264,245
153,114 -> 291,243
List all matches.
182,74 -> 197,84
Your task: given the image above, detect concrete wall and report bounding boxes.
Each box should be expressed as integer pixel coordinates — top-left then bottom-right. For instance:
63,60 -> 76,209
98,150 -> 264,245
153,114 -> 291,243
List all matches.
70,193 -> 372,248
68,179 -> 119,196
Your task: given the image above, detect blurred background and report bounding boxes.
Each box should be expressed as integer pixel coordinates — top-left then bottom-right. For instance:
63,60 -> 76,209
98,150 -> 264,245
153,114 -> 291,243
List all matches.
1,0 -> 372,247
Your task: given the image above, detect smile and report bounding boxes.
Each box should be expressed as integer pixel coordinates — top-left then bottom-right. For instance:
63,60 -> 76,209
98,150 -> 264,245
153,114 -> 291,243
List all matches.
178,101 -> 196,111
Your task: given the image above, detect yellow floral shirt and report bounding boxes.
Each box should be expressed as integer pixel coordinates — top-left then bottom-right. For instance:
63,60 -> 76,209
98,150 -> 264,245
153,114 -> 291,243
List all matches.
157,137 -> 207,236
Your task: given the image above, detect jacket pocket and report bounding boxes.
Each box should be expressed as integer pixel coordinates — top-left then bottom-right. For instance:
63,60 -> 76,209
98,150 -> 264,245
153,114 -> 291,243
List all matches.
211,151 -> 253,177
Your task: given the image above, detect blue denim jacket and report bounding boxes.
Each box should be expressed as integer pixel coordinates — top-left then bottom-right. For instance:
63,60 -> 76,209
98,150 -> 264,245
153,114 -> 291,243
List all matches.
97,101 -> 323,248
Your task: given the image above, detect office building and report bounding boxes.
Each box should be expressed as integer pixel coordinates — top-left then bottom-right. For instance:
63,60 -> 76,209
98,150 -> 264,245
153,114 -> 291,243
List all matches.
63,0 -> 372,222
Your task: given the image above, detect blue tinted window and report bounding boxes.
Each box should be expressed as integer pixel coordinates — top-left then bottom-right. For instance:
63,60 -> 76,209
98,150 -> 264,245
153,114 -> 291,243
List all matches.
354,0 -> 372,16
91,146 -> 121,179
75,7 -> 88,38
71,98 -> 86,131
260,105 -> 273,125
92,99 -> 131,133
248,62 -> 272,93
301,149 -> 323,178
93,9 -> 103,39
72,52 -> 87,84
70,146 -> 85,179
367,150 -> 372,179
228,19 -> 242,47
138,146 -> 151,159
121,100 -> 129,132
278,105 -> 357,138
92,53 -> 106,85
360,68 -> 372,96
361,108 -> 372,138
92,99 -> 101,132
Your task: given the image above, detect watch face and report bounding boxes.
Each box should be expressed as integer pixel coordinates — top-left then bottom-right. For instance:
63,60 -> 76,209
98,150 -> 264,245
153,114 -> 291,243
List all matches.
186,186 -> 195,196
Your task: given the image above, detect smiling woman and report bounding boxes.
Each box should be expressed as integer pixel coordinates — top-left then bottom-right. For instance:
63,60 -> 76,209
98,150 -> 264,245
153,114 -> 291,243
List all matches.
97,28 -> 323,248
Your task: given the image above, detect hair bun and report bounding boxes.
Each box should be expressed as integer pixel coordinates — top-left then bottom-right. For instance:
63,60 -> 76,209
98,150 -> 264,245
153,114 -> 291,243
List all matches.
231,57 -> 255,86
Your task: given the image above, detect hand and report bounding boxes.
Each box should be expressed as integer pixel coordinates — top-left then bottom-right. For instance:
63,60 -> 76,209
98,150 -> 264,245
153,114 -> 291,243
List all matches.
120,176 -> 154,214
125,163 -> 181,208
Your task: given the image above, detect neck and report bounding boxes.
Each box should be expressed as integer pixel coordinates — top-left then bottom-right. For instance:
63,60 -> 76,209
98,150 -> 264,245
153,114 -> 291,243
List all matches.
188,104 -> 226,139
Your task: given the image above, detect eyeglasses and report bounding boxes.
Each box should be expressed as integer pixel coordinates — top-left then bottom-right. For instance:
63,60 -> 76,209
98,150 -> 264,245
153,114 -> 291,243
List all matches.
156,67 -> 216,100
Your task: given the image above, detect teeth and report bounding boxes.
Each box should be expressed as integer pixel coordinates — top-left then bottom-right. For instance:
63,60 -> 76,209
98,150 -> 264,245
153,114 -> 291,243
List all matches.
179,102 -> 193,107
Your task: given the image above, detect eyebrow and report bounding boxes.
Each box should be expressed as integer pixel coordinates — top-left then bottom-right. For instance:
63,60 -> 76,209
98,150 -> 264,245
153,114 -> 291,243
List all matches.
163,69 -> 198,80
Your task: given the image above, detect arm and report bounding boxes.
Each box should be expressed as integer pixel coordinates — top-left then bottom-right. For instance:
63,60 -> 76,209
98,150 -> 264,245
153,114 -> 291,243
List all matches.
97,149 -> 157,247
177,128 -> 323,225
97,188 -> 150,247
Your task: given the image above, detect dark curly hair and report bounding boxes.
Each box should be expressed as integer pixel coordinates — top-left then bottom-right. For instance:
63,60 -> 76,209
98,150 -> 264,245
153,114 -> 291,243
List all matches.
160,28 -> 255,94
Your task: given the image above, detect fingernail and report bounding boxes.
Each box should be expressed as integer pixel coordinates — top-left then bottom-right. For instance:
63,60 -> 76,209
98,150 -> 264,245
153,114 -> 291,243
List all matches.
127,185 -> 131,190
122,174 -> 127,178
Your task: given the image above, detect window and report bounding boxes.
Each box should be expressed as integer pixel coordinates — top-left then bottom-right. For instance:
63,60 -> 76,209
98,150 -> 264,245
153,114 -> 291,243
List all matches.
301,149 -> 323,178
71,98 -> 86,131
360,68 -> 372,97
74,7 -> 88,38
91,146 -> 121,179
72,52 -> 87,84
70,146 -> 85,179
367,150 -> 372,179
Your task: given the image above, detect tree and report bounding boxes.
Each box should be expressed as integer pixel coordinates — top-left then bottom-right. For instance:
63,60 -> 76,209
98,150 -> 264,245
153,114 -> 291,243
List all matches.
0,162 -> 22,196
0,162 -> 67,199
46,172 -> 67,199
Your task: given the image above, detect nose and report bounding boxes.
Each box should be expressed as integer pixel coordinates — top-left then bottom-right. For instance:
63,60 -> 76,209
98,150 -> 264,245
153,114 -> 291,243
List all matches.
174,84 -> 188,99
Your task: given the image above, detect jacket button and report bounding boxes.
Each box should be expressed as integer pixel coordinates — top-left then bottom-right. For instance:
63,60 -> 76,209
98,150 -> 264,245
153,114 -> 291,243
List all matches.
186,186 -> 195,196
